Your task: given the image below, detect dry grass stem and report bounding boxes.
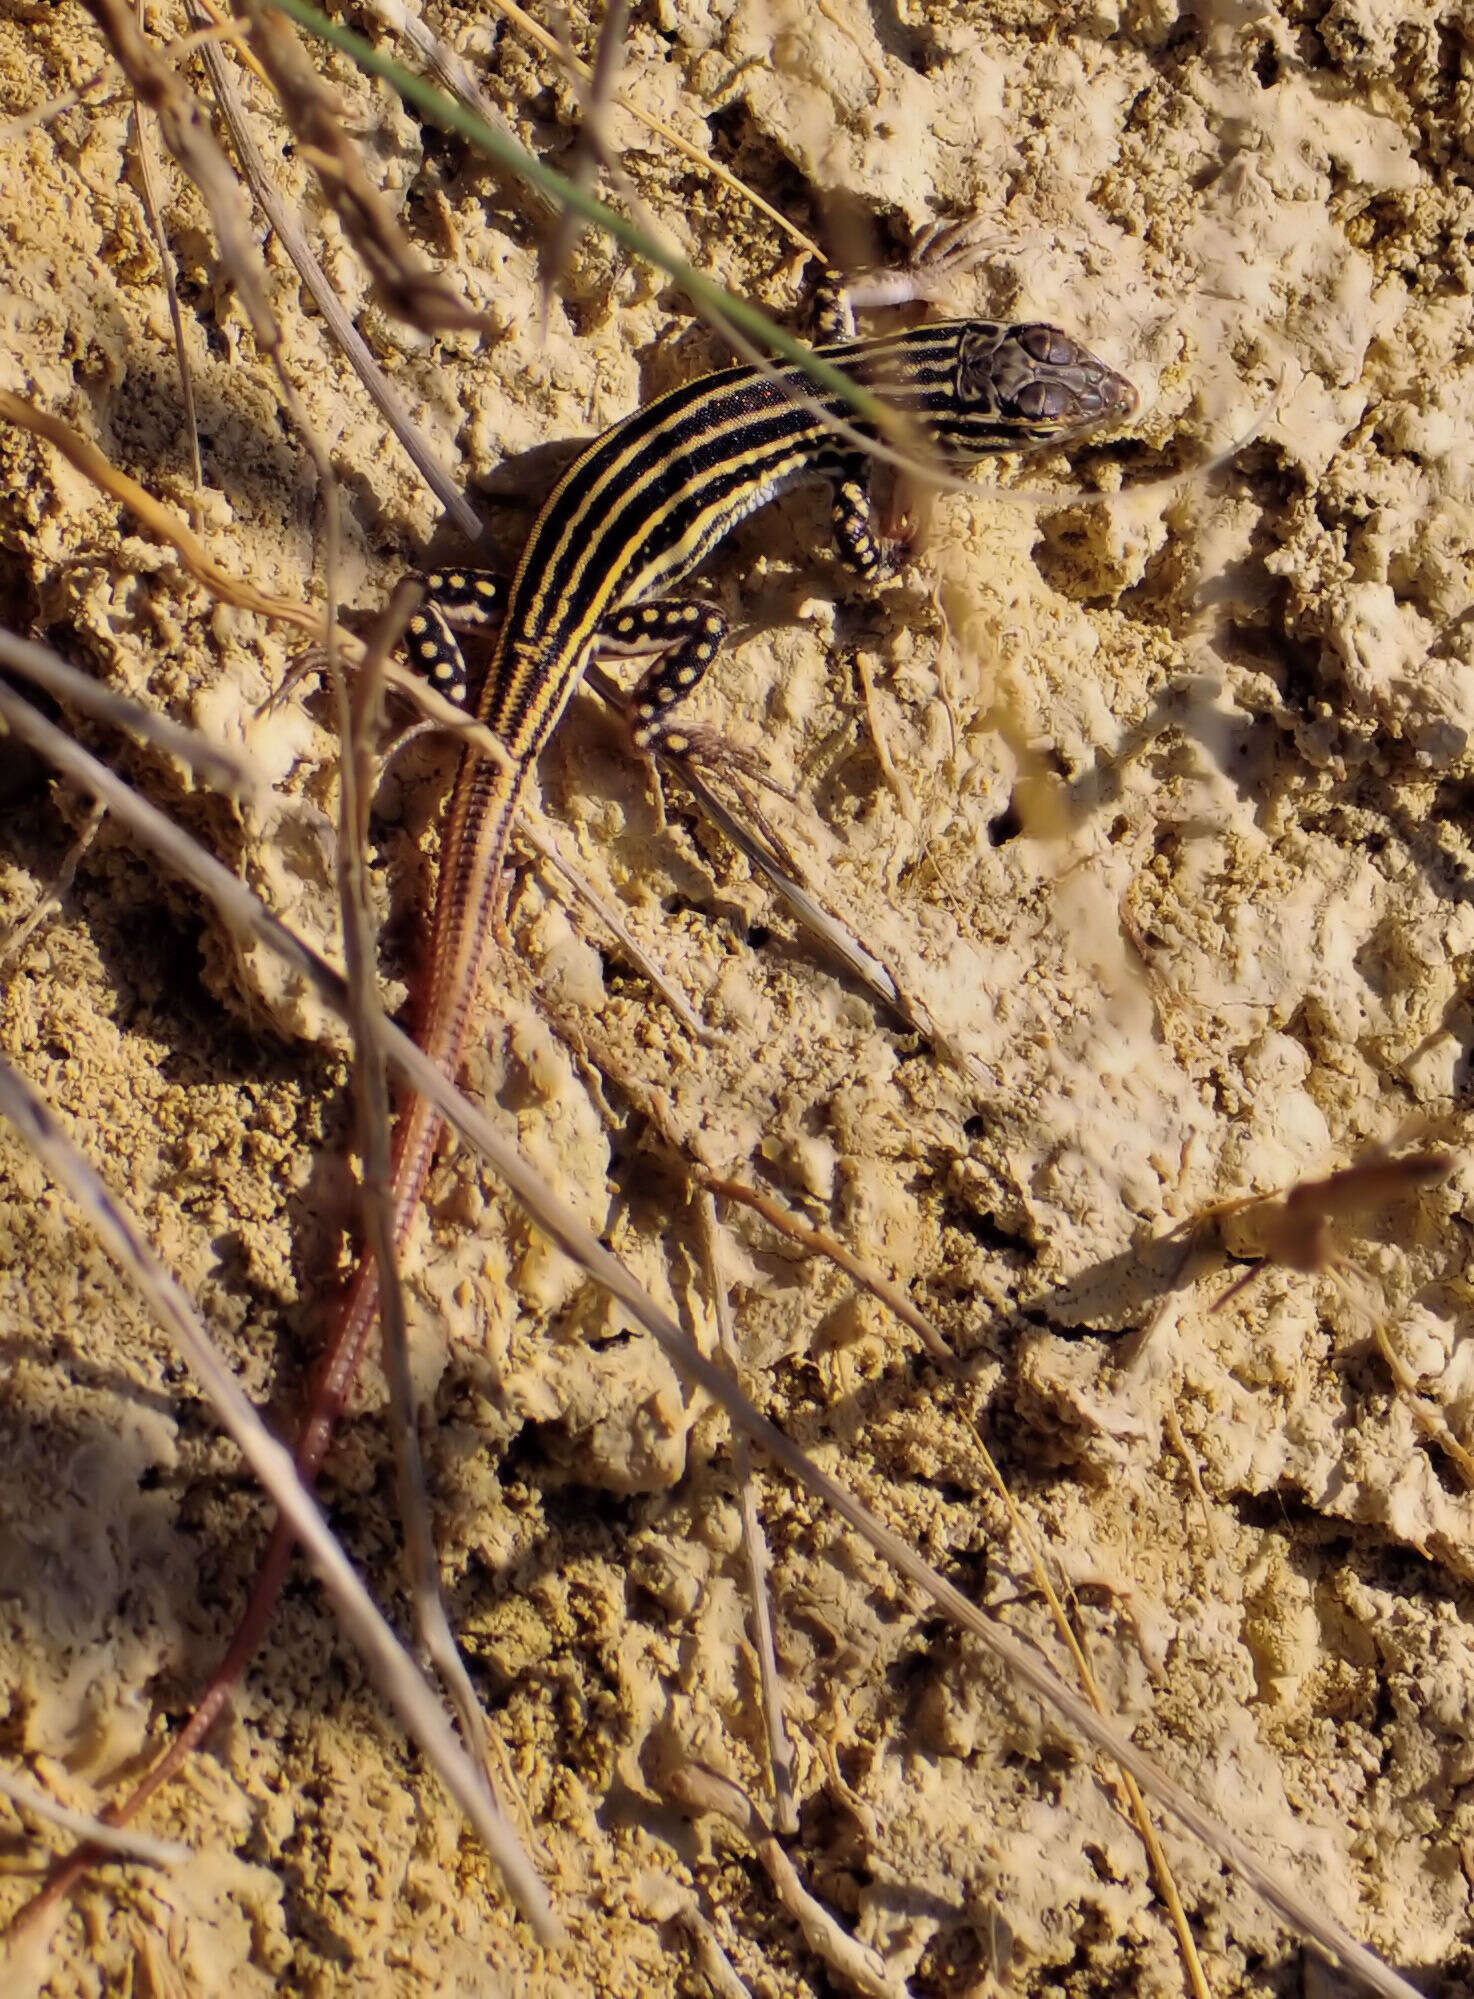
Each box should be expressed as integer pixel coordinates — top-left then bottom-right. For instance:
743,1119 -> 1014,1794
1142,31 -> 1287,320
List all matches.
0,798 -> 107,972
0,626 -> 260,799
537,0 -> 630,321
522,814 -> 708,1037
80,0 -> 277,350
959,1419 -> 1213,1999
0,386 -> 311,634
0,66 -> 112,140
0,1770 -> 187,1870
582,660 -> 935,1037
240,0 -> 504,337
852,646 -> 905,805
812,0 -> 887,92
482,0 -> 821,254
1372,1321 -> 1474,1490
678,1910 -> 755,1999
130,0 -> 203,502
662,1763 -> 906,1999
188,0 -> 482,539
358,0 -> 565,230
697,1193 -> 798,1837
701,1170 -> 953,1363
1161,1402 -> 1224,1559
0,388 -> 512,768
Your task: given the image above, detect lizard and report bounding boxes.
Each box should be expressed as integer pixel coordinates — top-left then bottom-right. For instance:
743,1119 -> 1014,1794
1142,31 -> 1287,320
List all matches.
30,231 -> 1137,1888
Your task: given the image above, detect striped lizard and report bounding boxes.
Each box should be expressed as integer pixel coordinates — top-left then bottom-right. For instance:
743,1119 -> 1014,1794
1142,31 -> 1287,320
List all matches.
47,235 -> 1137,1867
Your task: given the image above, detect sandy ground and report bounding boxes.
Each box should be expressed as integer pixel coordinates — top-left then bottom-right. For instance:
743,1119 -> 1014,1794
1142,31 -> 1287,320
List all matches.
2,0 -> 1474,1993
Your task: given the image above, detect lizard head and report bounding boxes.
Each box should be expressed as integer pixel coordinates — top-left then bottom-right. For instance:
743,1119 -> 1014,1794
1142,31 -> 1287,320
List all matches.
946,321 -> 1138,453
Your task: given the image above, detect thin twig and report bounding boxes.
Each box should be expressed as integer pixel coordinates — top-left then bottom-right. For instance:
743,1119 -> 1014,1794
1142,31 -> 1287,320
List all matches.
851,645 -> 904,806
0,65 -> 112,141
478,0 -> 821,254
701,1170 -> 952,1363
582,661 -> 934,1035
0,626 -> 260,798
525,813 -> 708,1039
538,0 -> 630,321
1372,1316 -> 1474,1489
1161,1403 -> 1224,1558
959,1417 -> 1213,1999
662,1762 -> 905,1999
676,1907 -> 755,1999
80,0 -> 277,351
0,799 -> 107,972
131,0 -> 204,503
697,1193 -> 797,1836
357,0 -> 564,231
0,386 -> 506,768
240,0 -> 503,336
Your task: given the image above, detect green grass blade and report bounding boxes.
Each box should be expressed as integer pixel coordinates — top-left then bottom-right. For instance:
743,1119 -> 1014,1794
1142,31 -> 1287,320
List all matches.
264,0 -> 893,427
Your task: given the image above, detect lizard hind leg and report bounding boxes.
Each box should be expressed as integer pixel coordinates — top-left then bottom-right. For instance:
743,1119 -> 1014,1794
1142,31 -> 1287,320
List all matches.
404,603 -> 474,709
828,463 -> 890,581
596,596 -> 729,752
403,568 -> 509,712
594,595 -> 791,818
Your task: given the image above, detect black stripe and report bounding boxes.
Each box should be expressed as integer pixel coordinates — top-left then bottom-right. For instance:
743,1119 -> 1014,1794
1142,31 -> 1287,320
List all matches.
482,322 -> 998,742
512,365 -> 774,592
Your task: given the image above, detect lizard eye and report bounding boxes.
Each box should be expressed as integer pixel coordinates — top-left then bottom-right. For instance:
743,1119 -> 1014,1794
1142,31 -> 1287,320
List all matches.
1015,378 -> 1077,421
1019,324 -> 1084,368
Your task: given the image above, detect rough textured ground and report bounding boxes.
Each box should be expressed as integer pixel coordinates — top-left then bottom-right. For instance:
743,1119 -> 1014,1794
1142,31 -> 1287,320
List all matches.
3,0 -> 1474,1993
